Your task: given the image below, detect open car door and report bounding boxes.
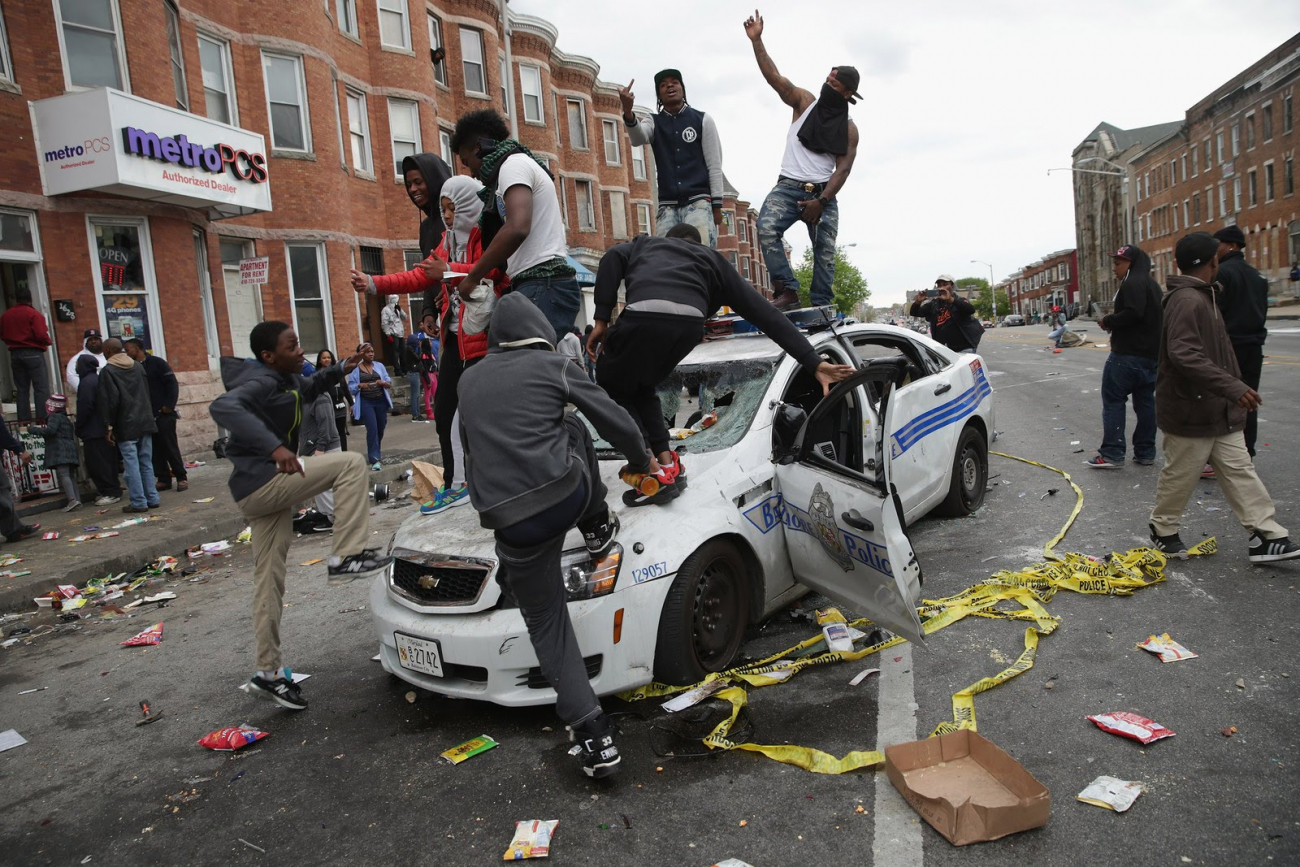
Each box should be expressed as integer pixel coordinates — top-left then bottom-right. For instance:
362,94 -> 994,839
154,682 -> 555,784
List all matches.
773,360 -> 926,645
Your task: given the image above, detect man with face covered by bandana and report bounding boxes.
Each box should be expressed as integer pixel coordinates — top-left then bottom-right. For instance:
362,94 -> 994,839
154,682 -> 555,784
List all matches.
745,9 -> 860,310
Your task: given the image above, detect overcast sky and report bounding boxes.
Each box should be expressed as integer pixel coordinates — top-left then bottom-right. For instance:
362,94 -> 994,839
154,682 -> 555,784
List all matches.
513,0 -> 1300,308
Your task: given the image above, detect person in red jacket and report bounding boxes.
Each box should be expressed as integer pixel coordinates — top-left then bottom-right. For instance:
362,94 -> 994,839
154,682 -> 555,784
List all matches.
0,287 -> 53,421
351,175 -> 506,514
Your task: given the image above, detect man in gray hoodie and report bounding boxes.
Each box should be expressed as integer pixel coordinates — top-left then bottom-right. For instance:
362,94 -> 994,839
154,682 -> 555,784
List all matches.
458,294 -> 653,780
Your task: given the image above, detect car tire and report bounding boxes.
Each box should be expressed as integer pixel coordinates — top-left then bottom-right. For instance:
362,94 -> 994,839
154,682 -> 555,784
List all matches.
936,425 -> 988,517
653,540 -> 751,686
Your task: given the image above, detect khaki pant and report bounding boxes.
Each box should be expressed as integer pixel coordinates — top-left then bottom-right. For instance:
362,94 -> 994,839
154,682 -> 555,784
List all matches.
238,450 -> 371,671
1151,429 -> 1287,539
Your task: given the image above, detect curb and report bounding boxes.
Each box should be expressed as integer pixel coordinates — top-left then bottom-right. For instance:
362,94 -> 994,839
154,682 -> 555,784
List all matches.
0,453 -> 434,615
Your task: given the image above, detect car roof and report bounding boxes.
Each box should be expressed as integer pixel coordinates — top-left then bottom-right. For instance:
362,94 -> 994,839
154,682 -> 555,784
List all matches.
682,322 -> 950,366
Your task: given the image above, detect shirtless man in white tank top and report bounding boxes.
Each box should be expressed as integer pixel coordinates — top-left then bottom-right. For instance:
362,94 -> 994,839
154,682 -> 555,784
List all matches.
744,9 -> 860,311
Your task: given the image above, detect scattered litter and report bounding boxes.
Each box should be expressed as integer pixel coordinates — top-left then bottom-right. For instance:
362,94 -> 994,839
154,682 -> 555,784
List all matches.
18,687 -> 47,695
112,517 -> 149,529
184,461 -> 206,469
1038,488 -> 1059,500
136,699 -> 163,726
504,820 -> 557,860
371,653 -> 381,662
0,570 -> 31,579
1137,633 -> 1198,663
121,623 -> 164,647
980,556 -> 998,563
69,531 -> 120,541
201,541 -> 231,555
193,497 -> 215,503
441,734 -> 498,765
1069,441 -> 1080,445
42,532 -> 59,541
197,724 -> 268,751
849,668 -> 880,686
0,555 -> 21,568
662,678 -> 725,712
1235,678 -> 1246,690
738,819 -> 748,827
1221,726 -> 1238,737
1077,776 -> 1144,812
822,622 -> 854,653
1087,712 -> 1175,744
299,558 -> 324,567
1053,427 -> 1066,431
143,592 -> 177,604
338,605 -> 366,614
710,861 -> 755,867
405,691 -> 417,704
236,527 -> 252,544
0,729 -> 28,752
238,839 -> 266,854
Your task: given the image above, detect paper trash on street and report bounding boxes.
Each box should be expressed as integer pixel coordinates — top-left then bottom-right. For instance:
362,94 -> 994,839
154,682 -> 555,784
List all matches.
503,819 -> 557,860
662,678 -> 726,712
1087,711 -> 1175,744
1077,776 -> 1144,812
0,729 -> 28,752
849,667 -> 881,686
441,734 -> 498,765
1137,633 -> 1198,663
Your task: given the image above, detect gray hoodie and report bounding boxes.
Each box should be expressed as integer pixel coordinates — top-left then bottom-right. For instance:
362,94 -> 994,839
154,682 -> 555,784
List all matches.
458,294 -> 651,529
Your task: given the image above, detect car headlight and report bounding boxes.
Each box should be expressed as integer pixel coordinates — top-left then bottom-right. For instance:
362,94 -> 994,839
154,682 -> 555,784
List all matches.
561,544 -> 622,601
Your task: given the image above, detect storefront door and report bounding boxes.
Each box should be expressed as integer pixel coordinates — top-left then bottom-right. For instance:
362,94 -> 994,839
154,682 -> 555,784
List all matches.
86,216 -> 165,357
220,239 -> 261,359
0,210 -> 57,413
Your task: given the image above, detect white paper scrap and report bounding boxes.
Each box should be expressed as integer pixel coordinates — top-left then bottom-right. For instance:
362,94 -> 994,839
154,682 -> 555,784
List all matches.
1077,775 -> 1144,812
0,729 -> 28,752
849,668 -> 881,686
662,678 -> 725,713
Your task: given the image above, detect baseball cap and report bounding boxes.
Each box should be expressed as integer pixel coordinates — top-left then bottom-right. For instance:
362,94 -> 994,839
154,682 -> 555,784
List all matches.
1111,245 -> 1136,261
1213,225 -> 1246,248
1175,232 -> 1219,270
83,328 -> 102,339
833,66 -> 863,104
654,68 -> 683,88
935,274 -> 955,284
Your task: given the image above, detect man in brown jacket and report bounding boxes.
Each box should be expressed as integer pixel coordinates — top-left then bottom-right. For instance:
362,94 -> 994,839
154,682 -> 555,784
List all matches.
1149,231 -> 1298,564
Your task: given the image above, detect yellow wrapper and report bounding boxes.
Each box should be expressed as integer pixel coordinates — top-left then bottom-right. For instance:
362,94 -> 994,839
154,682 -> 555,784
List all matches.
440,734 -> 498,765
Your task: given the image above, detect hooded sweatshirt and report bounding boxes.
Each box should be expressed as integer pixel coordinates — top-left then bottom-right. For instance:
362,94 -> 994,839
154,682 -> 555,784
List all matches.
1104,247 -> 1163,358
402,152 -> 453,318
98,353 -> 157,442
74,354 -> 107,439
65,339 -> 106,393
457,294 -> 651,529
1215,250 -> 1269,347
209,357 -> 349,502
1156,274 -> 1248,439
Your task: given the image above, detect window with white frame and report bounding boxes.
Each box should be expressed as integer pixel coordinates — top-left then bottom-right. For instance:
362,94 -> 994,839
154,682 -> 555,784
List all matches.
1263,104 -> 1273,141
499,55 -> 508,109
427,14 -> 447,85
403,250 -> 422,270
1219,181 -> 1228,216
438,128 -> 455,168
1246,113 -> 1256,149
345,89 -> 371,174
387,99 -> 421,180
602,119 -> 621,165
1192,146 -> 1198,177
1180,154 -> 1187,182
1231,123 -> 1240,157
608,191 -> 627,238
1206,186 -> 1214,221
635,203 -> 651,235
56,0 -> 128,90
262,53 -> 311,152
164,1 -> 187,109
567,99 -> 588,149
0,2 -> 11,83
741,256 -> 750,279
559,176 -> 570,228
1264,162 -> 1274,202
738,218 -> 748,243
552,92 -> 561,144
1246,170 -> 1256,207
631,144 -> 646,181
89,218 -> 163,354
520,65 -> 543,123
330,71 -> 345,169
1183,199 -> 1190,227
377,0 -> 410,50
575,180 -> 595,229
336,0 -> 358,37
286,243 -> 333,357
460,27 -> 486,95
1215,131 -> 1224,164
197,34 -> 236,124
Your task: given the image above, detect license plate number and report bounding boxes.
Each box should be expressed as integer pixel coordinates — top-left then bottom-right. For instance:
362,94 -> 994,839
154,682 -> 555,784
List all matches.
395,633 -> 443,677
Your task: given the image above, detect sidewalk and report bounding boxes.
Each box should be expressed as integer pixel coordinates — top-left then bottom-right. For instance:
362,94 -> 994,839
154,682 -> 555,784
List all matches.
0,412 -> 440,613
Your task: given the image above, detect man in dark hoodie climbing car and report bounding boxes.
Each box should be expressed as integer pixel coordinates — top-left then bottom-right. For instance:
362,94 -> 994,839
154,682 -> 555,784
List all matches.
457,293 -> 651,780
1213,225 -> 1269,458
209,323 -> 394,710
1147,232 -> 1299,565
400,152 -> 454,321
746,9 -> 859,310
1084,244 -> 1163,470
451,109 -> 580,343
587,223 -> 855,506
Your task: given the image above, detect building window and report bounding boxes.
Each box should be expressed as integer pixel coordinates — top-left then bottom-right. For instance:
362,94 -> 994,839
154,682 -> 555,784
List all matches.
438,128 -> 454,168
499,55 -> 509,110
403,249 -> 422,270
1215,131 -> 1224,164
1263,104 -> 1273,141
575,180 -> 595,230
89,218 -> 162,354
519,65 -> 543,123
460,27 -> 486,95
377,0 -> 410,50
0,2 -> 12,83
1180,154 -> 1187,182
739,218 -> 748,243
1183,199 -> 1190,228
1231,123 -> 1240,158
635,203 -> 651,236
1246,170 -> 1256,207
164,2 -> 188,110
727,251 -> 738,268
285,243 -> 333,357
1285,95 -> 1294,135
55,0 -> 128,90
197,34 -> 237,124
1286,157 -> 1294,197
262,53 -> 311,152
427,14 -> 446,85
1169,160 -> 1176,188
602,120 -> 621,165
567,99 -> 589,150
1206,186 -> 1214,221
552,93 -> 561,145
1246,113 -> 1256,149
723,211 -> 734,235
336,0 -> 358,37
741,256 -> 750,279
1264,163 -> 1274,202
631,144 -> 647,181
1230,179 -> 1239,213
558,176 -> 570,228
345,89 -> 371,174
1192,147 -> 1198,177
608,191 -> 627,238
387,99 -> 421,180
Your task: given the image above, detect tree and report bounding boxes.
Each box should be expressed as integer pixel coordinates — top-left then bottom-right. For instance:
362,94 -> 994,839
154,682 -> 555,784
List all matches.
791,246 -> 870,315
974,286 -> 1010,320
955,277 -> 989,294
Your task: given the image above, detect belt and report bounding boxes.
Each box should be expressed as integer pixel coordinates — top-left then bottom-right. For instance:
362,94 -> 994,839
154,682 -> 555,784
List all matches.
777,177 -> 828,195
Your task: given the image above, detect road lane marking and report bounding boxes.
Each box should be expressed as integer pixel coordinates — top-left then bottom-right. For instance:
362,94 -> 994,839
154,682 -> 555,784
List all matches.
873,644 -> 924,867
996,372 -> 1097,389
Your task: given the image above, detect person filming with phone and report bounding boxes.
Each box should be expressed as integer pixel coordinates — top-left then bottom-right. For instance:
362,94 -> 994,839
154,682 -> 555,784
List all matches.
909,274 -> 981,354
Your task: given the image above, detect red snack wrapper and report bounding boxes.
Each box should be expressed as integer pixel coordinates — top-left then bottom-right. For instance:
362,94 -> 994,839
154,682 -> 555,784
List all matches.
121,622 -> 164,647
1087,711 -> 1175,744
197,724 -> 269,751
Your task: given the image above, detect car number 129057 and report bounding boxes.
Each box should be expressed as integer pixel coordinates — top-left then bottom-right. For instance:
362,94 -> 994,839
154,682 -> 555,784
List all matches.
631,561 -> 668,584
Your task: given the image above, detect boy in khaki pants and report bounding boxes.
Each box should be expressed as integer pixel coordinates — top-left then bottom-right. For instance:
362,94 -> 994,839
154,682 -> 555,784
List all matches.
210,322 -> 393,710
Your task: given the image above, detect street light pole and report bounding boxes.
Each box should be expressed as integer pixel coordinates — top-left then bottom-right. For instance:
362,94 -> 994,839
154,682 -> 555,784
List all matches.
971,259 -> 996,321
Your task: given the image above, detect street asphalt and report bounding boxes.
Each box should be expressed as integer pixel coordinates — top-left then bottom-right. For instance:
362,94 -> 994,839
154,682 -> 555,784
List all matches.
0,322 -> 1296,866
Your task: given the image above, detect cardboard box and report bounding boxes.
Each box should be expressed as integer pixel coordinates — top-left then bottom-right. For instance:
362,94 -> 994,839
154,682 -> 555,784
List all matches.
885,730 -> 1050,845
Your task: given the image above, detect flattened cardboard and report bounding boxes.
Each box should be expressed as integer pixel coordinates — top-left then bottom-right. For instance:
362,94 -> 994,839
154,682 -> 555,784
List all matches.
885,730 -> 1050,846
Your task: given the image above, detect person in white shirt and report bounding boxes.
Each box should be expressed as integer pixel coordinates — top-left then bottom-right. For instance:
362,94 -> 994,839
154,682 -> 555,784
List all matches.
65,328 -> 106,394
450,110 -> 580,344
379,297 -> 408,375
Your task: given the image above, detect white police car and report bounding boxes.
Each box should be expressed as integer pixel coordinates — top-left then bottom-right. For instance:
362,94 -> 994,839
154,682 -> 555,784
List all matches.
370,321 -> 995,700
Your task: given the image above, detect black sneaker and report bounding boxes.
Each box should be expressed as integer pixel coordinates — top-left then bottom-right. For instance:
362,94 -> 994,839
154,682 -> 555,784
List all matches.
1149,523 -> 1188,557
295,510 -> 333,534
327,548 -> 394,584
5,524 -> 40,543
581,514 -> 619,554
1247,535 -> 1300,565
567,714 -> 621,779
622,483 -> 681,508
246,674 -> 308,710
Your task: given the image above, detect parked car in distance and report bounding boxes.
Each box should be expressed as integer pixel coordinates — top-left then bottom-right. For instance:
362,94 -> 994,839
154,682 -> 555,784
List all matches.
1002,314 -> 1025,327
980,319 -> 994,329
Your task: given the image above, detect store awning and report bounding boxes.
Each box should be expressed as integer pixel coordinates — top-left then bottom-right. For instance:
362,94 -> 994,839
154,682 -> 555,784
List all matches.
567,255 -> 596,286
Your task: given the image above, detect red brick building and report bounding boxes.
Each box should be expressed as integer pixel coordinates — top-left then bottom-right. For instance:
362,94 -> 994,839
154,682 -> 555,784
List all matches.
1006,249 -> 1078,319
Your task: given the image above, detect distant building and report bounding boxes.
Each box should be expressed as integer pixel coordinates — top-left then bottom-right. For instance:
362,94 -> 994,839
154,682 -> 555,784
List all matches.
1006,249 -> 1078,319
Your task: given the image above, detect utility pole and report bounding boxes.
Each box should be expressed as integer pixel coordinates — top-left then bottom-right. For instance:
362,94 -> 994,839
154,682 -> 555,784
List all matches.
499,0 -> 518,139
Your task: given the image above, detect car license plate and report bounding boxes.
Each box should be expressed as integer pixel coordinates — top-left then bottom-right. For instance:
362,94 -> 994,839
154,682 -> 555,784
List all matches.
395,633 -> 443,677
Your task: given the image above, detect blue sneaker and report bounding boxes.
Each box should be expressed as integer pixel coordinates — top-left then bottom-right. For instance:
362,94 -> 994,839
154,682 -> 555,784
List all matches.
420,484 -> 469,515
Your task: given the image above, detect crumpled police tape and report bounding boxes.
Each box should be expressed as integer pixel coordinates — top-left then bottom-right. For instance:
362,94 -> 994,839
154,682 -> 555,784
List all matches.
618,451 -> 1217,774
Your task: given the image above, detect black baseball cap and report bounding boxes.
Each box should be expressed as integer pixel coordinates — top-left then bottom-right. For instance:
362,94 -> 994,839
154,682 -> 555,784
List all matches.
654,68 -> 683,88
834,66 -> 863,103
83,328 -> 102,339
1213,225 -> 1246,248
1111,244 -> 1137,261
1175,232 -> 1219,270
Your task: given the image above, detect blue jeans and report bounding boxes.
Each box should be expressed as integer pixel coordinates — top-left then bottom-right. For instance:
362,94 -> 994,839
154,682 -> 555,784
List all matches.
513,274 -> 582,345
656,199 -> 718,248
1099,353 -> 1158,464
360,397 -> 388,464
1048,325 -> 1067,347
757,180 -> 840,307
119,436 -> 160,509
406,371 -> 424,419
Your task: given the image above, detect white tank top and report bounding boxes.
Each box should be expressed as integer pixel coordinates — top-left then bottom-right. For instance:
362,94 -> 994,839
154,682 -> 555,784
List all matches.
779,101 -> 836,183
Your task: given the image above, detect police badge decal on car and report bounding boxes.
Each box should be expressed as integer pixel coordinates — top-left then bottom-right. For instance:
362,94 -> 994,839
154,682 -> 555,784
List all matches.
809,483 -> 854,572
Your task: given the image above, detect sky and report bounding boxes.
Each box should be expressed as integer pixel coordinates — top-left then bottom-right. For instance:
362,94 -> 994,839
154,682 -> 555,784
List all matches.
512,0 -> 1300,308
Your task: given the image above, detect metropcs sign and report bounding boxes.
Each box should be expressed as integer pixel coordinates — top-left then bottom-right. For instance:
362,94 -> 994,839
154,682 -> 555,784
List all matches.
32,88 -> 271,218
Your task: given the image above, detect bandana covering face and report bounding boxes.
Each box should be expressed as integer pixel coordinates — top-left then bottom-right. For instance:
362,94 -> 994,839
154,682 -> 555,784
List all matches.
796,83 -> 851,156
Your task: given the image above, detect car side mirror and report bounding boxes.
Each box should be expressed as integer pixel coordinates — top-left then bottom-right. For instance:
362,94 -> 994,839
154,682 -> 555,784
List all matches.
772,403 -> 806,465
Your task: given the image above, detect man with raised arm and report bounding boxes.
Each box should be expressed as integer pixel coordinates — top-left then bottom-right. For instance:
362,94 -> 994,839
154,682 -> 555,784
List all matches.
744,9 -> 860,311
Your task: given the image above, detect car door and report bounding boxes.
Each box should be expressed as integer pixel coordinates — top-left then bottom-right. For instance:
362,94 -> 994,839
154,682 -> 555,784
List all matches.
773,362 -> 926,645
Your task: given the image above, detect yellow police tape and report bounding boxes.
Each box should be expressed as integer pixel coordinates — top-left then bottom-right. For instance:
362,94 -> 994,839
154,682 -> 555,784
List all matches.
618,451 -> 1218,774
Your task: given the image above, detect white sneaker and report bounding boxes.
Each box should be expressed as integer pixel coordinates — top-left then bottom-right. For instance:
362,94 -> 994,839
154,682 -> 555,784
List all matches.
94,495 -> 120,506
63,500 -> 82,512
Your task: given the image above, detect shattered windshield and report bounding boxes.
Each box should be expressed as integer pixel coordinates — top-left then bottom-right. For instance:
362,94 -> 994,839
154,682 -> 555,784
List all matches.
584,357 -> 780,456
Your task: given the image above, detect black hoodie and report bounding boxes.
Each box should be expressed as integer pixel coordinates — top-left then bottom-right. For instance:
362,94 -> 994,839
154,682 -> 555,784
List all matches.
1103,247 -> 1163,358
74,354 -> 106,439
402,153 -> 453,316
1215,250 -> 1268,347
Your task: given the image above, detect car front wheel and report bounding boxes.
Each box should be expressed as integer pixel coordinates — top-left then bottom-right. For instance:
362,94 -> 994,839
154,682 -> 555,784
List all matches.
653,540 -> 751,686
936,425 -> 988,516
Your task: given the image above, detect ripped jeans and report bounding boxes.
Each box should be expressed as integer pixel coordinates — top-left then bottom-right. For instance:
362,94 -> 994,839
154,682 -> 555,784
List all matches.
757,179 -> 840,307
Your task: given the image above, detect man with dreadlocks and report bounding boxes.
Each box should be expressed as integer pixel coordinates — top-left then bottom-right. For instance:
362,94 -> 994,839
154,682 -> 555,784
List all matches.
451,109 -> 578,344
618,70 -> 725,248
745,9 -> 860,311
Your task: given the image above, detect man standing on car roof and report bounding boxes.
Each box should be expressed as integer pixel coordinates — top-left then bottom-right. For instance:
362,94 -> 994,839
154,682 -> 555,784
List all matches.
587,224 -> 854,506
619,70 -> 725,248
909,275 -> 982,354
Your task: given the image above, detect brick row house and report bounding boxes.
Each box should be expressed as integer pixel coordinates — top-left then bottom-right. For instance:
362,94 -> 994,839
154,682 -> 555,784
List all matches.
1003,249 -> 1078,320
